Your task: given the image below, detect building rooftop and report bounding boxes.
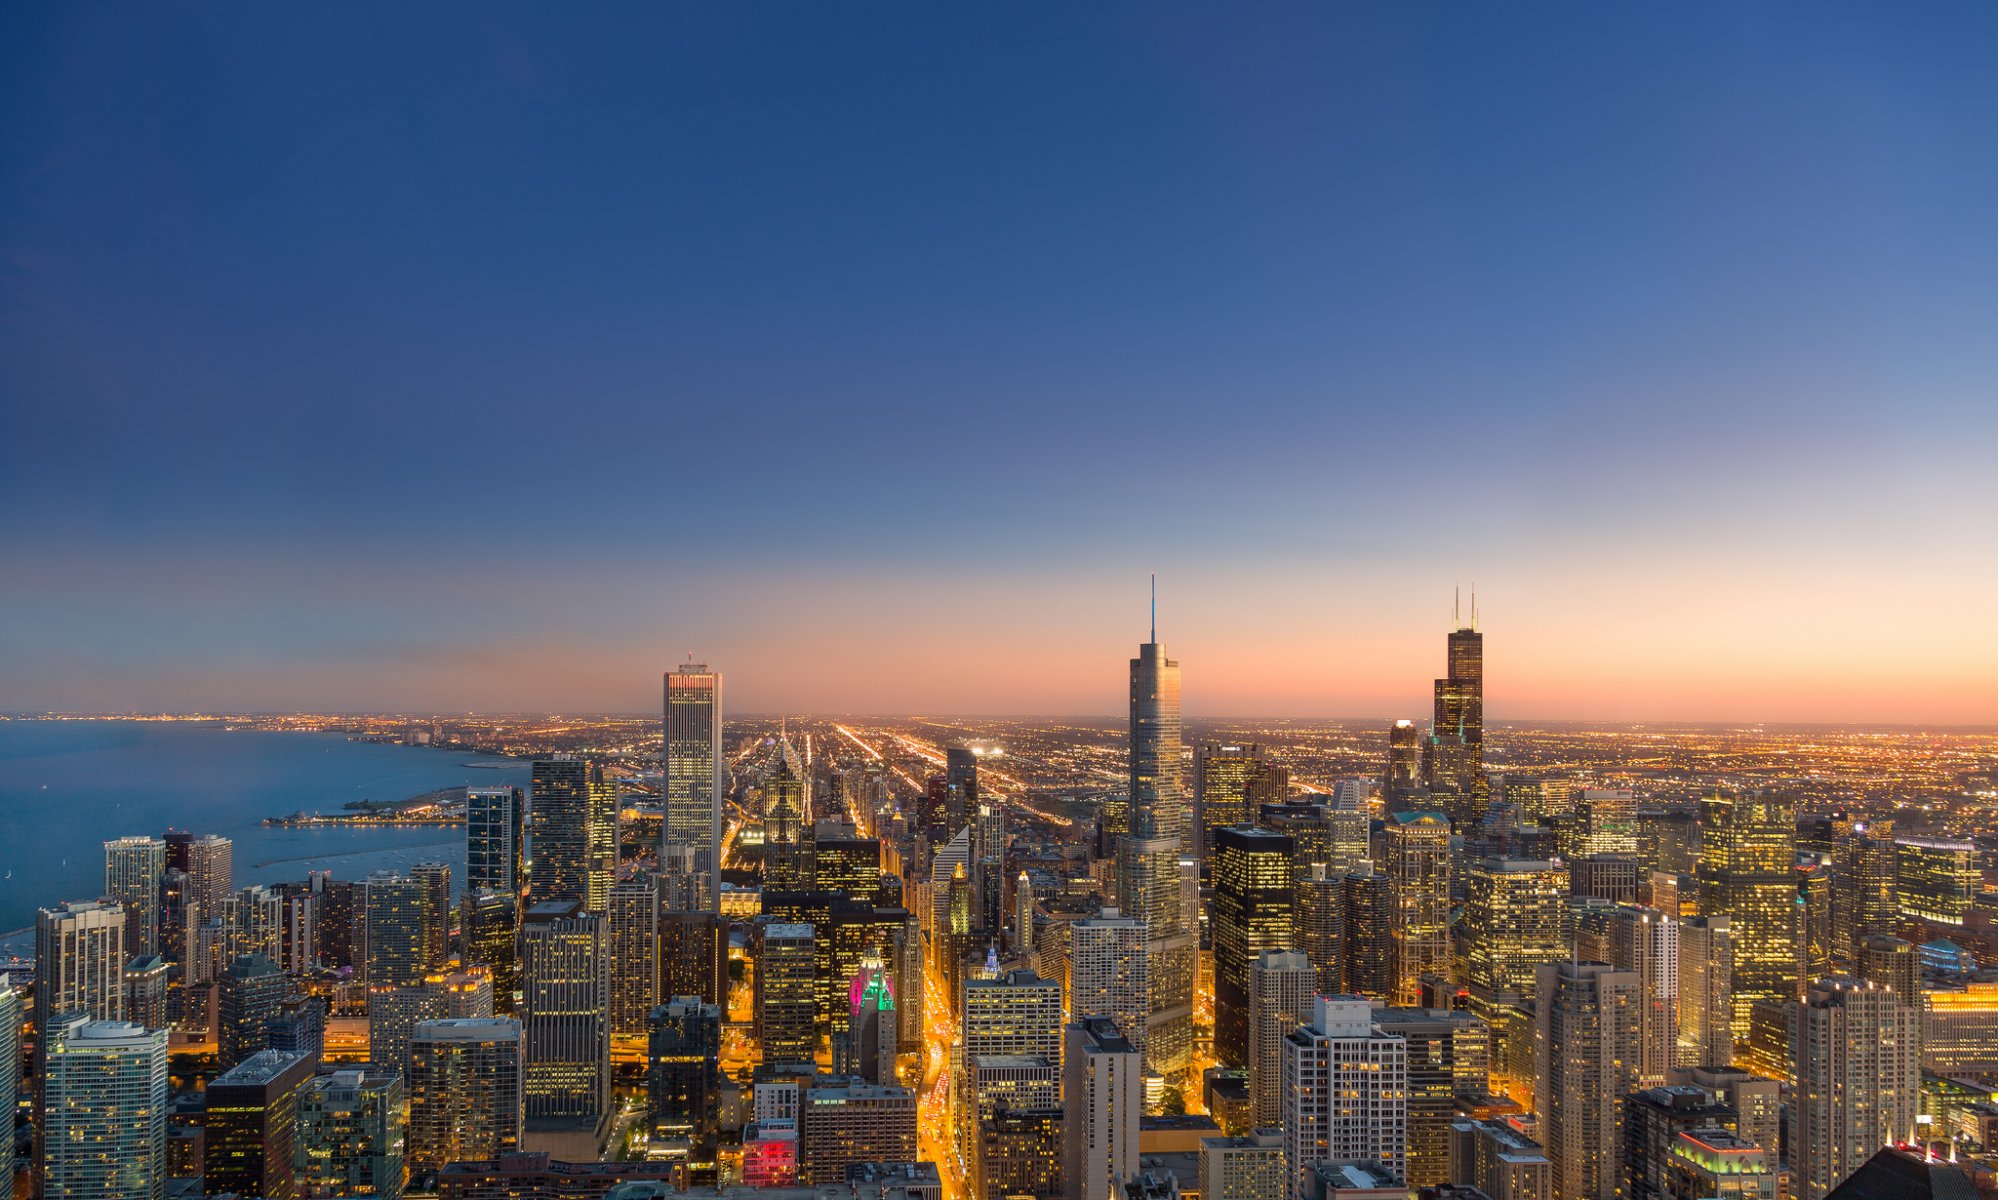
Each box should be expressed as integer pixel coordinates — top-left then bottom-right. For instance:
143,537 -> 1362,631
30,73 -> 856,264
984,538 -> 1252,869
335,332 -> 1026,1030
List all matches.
210,1048 -> 311,1088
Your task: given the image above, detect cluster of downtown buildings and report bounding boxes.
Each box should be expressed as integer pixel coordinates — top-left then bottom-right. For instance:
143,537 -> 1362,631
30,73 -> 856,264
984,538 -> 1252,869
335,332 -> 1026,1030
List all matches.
10,623 -> 1998,1200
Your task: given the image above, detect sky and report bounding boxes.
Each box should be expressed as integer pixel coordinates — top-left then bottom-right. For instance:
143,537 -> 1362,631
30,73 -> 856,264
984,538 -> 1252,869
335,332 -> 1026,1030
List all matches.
2,4 -> 1996,722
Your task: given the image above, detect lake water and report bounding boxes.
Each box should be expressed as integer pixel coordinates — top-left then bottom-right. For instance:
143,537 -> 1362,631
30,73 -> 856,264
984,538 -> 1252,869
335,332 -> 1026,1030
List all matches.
0,719 -> 530,936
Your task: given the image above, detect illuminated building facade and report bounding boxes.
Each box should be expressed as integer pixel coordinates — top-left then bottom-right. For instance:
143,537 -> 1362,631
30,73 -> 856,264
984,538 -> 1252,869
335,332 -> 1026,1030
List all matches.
1535,962 -> 1641,1200
1280,996 -> 1408,1199
204,1048 -> 315,1200
1124,629 -> 1196,1077
756,922 -> 818,1062
647,995 -> 722,1161
1248,950 -> 1317,1129
295,1068 -> 405,1200
762,740 -> 812,891
1895,837 -> 1977,927
1386,719 -> 1424,813
663,662 -> 724,908
606,875 -> 660,1038
40,1017 -> 169,1200
406,1018 -> 524,1175
104,835 -> 165,959
1372,1006 -> 1488,1189
466,786 -> 525,898
1696,792 -> 1799,1044
519,902 -> 610,1121
1212,825 -> 1296,1068
1385,812 -> 1452,1005
1792,978 -> 1920,1200
1676,916 -> 1734,1068
1064,1017 -> 1143,1200
1193,742 -> 1287,872
1425,612 -> 1486,829
1068,909 -> 1149,1055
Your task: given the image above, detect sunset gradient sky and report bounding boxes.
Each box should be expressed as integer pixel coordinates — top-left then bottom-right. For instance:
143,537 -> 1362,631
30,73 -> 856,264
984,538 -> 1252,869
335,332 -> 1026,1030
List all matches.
3,5 -> 1995,721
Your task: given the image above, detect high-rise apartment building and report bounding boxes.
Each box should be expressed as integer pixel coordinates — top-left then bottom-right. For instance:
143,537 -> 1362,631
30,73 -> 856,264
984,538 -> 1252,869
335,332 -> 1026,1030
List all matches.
1697,792 -> 1799,1045
1064,1017 -> 1143,1200
1280,996 -> 1409,1199
40,1017 -> 169,1200
531,756 -> 617,911
406,1018 -> 525,1175
1833,822 -> 1897,966
1200,1131 -> 1286,1200
1535,962 -> 1642,1200
956,968 -> 1064,1158
464,889 -> 520,1008
1248,950 -> 1316,1129
519,902 -> 609,1120
1792,977 -> 1921,1200
1610,906 -> 1681,1087
1212,826 -> 1295,1068
1459,856 -> 1567,1100
756,922 -> 818,1062
1676,916 -> 1734,1068
104,836 -> 166,959
664,662 -> 724,910
204,1048 -> 315,1200
1855,934 -> 1920,1002
1448,1117 -> 1552,1200
1068,908 -> 1150,1053
365,871 -> 435,988
295,1067 -> 405,1200
1193,743 -> 1287,872
467,786 -> 525,898
606,875 -> 659,1038
1384,812 -> 1452,1005
35,899 -> 127,1028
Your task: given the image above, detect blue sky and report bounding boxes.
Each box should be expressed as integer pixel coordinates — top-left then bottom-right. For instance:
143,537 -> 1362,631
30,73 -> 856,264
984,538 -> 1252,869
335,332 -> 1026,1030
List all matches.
3,4 -> 1995,718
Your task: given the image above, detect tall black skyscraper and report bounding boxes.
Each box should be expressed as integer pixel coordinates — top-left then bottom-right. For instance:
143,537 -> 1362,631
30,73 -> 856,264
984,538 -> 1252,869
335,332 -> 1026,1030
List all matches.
1424,590 -> 1486,829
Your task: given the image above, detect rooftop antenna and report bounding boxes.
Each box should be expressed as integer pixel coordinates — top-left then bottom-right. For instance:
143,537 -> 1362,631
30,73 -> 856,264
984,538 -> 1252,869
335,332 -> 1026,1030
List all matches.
1454,585 -> 1461,628
1150,573 -> 1157,643
1471,582 -> 1478,632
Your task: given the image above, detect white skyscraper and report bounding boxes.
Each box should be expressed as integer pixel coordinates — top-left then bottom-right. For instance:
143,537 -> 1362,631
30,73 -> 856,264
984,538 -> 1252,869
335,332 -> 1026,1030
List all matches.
1067,908 -> 1149,1053
40,1017 -> 169,1200
1792,977 -> 1921,1200
663,662 -> 724,909
1280,995 -> 1409,1199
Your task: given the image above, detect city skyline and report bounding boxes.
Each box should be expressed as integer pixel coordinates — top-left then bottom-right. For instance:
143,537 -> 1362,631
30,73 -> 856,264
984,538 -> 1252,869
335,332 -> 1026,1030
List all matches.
4,6 -> 1997,722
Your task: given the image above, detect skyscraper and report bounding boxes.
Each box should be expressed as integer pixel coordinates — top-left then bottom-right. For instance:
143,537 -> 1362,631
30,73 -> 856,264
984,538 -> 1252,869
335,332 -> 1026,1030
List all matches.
956,968 -> 1064,1161
1385,720 -> 1424,814
1068,909 -> 1150,1057
1792,978 -> 1921,1200
104,836 -> 166,959
1609,906 -> 1681,1087
467,786 -> 526,898
204,1048 -> 315,1200
664,662 -> 724,911
606,875 -> 660,1038
756,922 -> 818,1062
1064,1017 -> 1143,1200
35,899 -> 127,1027
0,980 -> 20,1129
406,1018 -> 525,1176
1212,825 -> 1295,1068
1122,613 -> 1195,1076
1193,743 -> 1286,873
39,1017 -> 169,1200
365,871 -> 436,989
295,1068 -> 406,1200
1372,1006 -> 1489,1189
762,739 -> 812,891
647,996 -> 723,1156
1459,857 -> 1568,1098
1833,821 -> 1897,967
1280,996 -> 1409,1198
1248,950 -> 1316,1129
217,952 -> 287,1067
1895,836 -> 1977,927
1341,865 -> 1394,1002
1385,812 -> 1452,1004
531,755 -> 616,911
796,1078 -> 919,1185
1425,600 -> 1486,829
1697,792 -> 1799,1044
413,861 -> 452,969
946,745 -> 980,843
1294,863 -> 1346,995
465,889 -> 520,1009
519,902 -> 610,1121
1535,961 -> 1642,1200
1676,916 -> 1734,1068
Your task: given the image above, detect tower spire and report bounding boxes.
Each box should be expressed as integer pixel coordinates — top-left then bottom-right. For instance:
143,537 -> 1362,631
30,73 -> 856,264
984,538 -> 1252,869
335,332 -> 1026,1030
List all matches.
1454,585 -> 1460,627
1150,573 -> 1156,643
